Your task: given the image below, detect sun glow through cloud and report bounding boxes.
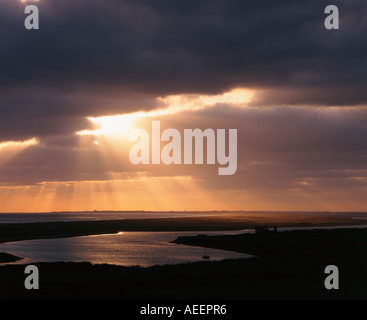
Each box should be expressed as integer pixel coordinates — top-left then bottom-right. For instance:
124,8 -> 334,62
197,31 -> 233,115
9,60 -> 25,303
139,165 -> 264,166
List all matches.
70,89 -> 256,211
77,113 -> 142,137
76,88 -> 254,138
0,137 -> 38,151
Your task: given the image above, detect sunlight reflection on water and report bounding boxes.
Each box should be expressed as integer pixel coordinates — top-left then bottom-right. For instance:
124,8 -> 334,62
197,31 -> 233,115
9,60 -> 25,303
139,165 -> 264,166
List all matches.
0,230 -> 253,267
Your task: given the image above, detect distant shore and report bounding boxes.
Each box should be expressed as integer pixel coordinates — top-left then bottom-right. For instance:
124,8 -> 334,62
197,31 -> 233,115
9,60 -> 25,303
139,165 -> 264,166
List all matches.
1,211 -> 367,244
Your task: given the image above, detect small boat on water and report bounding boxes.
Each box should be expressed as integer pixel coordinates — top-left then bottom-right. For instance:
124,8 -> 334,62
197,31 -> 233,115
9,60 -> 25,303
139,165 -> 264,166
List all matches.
203,248 -> 210,259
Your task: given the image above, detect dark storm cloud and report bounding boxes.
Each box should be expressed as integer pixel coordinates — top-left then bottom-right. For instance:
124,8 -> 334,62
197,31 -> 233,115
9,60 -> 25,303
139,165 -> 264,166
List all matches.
1,0 -> 367,97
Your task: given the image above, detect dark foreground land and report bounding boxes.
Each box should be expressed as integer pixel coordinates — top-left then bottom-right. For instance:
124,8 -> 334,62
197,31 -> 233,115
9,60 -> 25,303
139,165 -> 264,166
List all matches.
1,227 -> 367,300
0,252 -> 22,263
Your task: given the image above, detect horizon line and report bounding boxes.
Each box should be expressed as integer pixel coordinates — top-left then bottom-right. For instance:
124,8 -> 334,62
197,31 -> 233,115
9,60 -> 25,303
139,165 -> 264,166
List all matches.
1,210 -> 367,214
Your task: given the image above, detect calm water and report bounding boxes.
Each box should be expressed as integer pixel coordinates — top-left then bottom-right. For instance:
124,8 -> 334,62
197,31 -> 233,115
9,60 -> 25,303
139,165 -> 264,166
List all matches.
0,211 -> 219,224
0,230 -> 253,267
1,212 -> 365,267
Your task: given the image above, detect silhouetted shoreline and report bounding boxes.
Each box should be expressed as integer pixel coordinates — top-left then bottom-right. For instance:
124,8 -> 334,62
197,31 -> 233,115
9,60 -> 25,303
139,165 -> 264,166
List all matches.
0,252 -> 22,263
1,211 -> 367,244
1,227 -> 367,299
1,212 -> 367,299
